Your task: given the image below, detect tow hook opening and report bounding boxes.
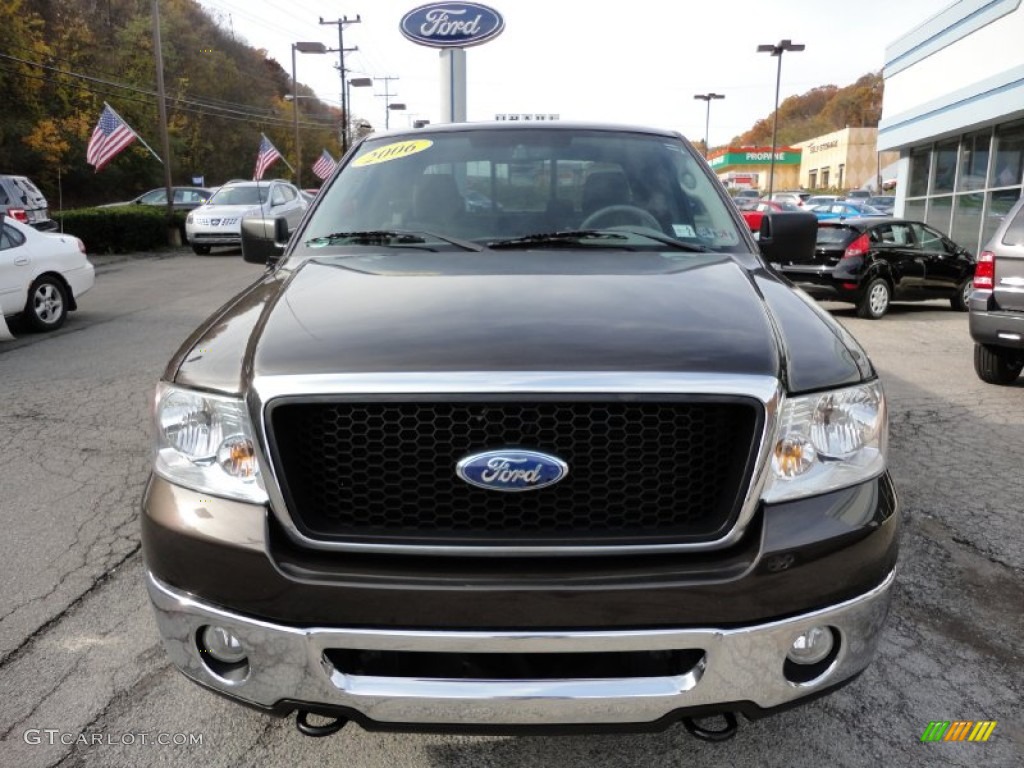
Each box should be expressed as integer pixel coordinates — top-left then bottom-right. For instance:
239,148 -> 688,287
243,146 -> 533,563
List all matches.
295,710 -> 347,738
682,712 -> 739,742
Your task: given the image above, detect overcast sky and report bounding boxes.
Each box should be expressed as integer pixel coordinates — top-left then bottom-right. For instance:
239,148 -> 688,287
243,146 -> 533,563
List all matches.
196,0 -> 950,143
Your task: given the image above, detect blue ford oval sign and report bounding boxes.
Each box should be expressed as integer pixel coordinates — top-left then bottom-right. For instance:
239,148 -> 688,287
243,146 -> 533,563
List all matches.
456,450 -> 568,492
400,3 -> 505,49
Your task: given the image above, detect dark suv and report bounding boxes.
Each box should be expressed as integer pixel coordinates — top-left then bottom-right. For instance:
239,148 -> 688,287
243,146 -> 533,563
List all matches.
0,175 -> 57,231
969,198 -> 1024,384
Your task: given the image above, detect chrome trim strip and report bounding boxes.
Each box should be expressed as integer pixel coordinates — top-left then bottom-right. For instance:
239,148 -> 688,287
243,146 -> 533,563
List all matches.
148,569 -> 895,725
247,372 -> 782,557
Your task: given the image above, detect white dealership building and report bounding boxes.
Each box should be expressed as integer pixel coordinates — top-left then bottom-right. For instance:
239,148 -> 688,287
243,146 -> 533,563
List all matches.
878,0 -> 1024,253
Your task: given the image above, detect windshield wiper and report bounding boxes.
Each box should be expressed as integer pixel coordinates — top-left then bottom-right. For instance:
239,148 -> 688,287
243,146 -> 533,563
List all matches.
486,229 -> 711,252
304,230 -> 484,251
486,230 -> 631,249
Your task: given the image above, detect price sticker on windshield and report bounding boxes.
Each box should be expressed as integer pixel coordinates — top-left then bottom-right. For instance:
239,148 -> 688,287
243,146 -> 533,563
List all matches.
353,140 -> 434,167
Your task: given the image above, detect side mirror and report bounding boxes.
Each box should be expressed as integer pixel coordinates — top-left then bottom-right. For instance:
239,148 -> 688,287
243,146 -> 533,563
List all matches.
241,216 -> 289,265
758,211 -> 818,266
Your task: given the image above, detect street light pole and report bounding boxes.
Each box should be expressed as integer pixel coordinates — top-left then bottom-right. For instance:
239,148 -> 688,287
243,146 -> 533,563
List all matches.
693,93 -> 724,160
757,39 -> 804,200
291,42 -> 328,189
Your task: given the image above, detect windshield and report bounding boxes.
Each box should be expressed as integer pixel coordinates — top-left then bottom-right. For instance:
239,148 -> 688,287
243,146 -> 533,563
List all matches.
298,128 -> 749,258
210,186 -> 268,206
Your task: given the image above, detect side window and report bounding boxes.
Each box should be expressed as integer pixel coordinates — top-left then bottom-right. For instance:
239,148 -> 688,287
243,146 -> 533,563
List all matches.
141,189 -> 167,204
911,223 -> 946,251
1,223 -> 26,250
891,223 -> 914,246
1000,202 -> 1024,246
283,186 -> 297,202
271,186 -> 286,206
871,225 -> 892,245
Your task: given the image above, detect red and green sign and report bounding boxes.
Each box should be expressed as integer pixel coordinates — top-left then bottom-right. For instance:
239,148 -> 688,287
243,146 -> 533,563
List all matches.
709,147 -> 801,169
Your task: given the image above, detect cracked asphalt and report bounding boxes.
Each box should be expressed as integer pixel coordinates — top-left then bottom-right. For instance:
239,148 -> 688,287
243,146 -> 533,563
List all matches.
0,253 -> 1020,767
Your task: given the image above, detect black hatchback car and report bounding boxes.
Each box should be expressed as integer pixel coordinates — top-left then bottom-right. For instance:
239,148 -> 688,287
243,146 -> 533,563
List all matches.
774,218 -> 975,319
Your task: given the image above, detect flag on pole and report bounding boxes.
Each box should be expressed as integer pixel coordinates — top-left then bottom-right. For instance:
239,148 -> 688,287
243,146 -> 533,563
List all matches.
253,134 -> 282,180
311,149 -> 336,181
86,104 -> 138,172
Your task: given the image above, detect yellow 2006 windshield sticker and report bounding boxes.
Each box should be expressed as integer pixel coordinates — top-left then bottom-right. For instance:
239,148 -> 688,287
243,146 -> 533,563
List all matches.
353,139 -> 433,167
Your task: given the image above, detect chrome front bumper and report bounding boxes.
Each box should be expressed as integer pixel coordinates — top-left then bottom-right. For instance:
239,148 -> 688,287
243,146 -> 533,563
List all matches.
147,569 -> 895,727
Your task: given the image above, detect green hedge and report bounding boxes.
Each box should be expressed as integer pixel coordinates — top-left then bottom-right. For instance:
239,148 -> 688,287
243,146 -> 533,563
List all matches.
55,207 -> 188,254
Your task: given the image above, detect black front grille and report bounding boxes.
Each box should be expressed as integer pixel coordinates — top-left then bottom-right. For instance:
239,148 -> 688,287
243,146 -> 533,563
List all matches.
267,397 -> 762,548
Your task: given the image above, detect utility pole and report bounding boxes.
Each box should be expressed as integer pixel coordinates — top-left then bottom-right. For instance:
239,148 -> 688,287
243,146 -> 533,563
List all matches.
375,76 -> 399,129
151,0 -> 175,241
320,14 -> 360,155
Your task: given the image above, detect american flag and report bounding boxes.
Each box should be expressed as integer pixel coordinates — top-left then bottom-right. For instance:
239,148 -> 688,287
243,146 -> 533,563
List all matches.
253,134 -> 282,180
311,149 -> 336,181
86,104 -> 137,172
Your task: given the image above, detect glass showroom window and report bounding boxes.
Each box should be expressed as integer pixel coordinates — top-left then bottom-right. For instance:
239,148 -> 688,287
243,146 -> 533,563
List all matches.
925,195 -> 952,234
991,121 -> 1024,188
951,192 -> 984,253
957,131 -> 990,192
932,141 -> 959,195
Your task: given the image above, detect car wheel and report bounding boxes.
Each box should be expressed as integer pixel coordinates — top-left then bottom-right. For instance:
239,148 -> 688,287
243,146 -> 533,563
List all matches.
24,275 -> 68,332
950,278 -> 971,312
974,343 -> 1024,385
192,244 -> 211,255
856,278 -> 890,319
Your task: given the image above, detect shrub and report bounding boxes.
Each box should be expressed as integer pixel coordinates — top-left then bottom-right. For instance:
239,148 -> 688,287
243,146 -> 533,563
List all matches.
55,207 -> 187,254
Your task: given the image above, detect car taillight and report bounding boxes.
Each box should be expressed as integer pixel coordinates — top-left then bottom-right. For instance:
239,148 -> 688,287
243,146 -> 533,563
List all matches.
974,250 -> 995,289
9,208 -> 28,223
76,238 -> 87,255
843,233 -> 870,259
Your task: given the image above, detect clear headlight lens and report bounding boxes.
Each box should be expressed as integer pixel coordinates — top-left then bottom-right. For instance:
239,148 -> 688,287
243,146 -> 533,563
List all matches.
153,383 -> 267,503
763,381 -> 887,503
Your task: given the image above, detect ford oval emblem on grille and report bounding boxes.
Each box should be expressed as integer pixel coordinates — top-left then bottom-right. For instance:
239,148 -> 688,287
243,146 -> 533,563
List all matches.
456,450 -> 568,492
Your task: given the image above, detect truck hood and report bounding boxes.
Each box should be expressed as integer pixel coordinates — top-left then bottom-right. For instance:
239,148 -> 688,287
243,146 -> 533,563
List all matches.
171,250 -> 870,394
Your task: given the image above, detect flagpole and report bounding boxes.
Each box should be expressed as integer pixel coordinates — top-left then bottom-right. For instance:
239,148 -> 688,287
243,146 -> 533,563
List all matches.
103,101 -> 163,165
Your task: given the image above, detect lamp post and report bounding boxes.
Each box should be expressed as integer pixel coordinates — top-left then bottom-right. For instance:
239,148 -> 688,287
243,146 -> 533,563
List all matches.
693,93 -> 724,160
291,41 -> 327,188
757,39 -> 804,200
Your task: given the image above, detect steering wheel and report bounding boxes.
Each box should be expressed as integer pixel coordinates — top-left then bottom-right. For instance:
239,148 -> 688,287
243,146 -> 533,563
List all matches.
580,205 -> 662,231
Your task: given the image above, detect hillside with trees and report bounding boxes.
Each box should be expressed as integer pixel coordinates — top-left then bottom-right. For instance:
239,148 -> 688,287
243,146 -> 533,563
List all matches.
0,0 -> 347,207
730,72 -> 884,147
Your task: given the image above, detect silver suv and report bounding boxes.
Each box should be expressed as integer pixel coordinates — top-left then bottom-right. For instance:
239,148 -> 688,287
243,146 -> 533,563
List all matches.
969,197 -> 1024,384
0,175 -> 57,231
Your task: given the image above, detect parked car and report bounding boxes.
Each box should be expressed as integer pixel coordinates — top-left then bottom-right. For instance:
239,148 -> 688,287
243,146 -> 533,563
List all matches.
773,217 -> 975,319
845,189 -> 871,200
803,195 -> 842,209
812,201 -> 887,221
771,190 -> 811,207
144,120 -> 898,738
0,216 -> 94,331
740,199 -> 800,231
0,174 -> 57,231
184,180 -> 307,255
98,186 -> 214,211
969,196 -> 1024,384
866,196 -> 896,215
731,189 -> 761,208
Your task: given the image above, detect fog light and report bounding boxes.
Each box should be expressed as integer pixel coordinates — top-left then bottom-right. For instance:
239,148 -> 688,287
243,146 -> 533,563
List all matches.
787,626 -> 834,665
200,625 -> 247,663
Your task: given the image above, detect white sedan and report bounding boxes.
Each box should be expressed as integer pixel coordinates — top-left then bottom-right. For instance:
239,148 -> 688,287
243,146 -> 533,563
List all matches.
184,180 -> 307,255
0,216 -> 94,333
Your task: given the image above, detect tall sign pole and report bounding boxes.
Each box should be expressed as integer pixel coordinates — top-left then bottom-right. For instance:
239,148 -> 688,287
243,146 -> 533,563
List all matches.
399,3 -> 505,124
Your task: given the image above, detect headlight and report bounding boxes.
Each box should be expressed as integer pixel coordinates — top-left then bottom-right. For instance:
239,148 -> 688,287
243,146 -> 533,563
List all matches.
153,383 -> 267,503
186,213 -> 193,224
762,381 -> 887,503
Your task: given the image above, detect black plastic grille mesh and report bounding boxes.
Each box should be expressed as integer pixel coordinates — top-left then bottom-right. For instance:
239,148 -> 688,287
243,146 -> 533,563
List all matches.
267,399 -> 760,546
